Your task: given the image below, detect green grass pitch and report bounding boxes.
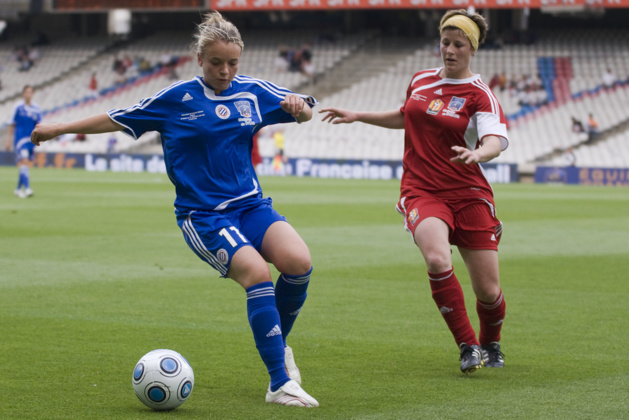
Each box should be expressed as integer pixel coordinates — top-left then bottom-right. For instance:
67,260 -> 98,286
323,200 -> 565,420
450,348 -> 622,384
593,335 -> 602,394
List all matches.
1,167 -> 628,419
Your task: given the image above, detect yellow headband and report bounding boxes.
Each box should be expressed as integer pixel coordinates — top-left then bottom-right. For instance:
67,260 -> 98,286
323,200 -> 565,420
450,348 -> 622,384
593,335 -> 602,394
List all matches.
441,15 -> 480,51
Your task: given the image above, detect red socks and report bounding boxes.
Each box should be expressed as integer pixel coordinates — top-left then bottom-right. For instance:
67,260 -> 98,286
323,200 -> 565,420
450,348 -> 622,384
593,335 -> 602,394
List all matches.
429,269 -> 478,346
477,291 -> 506,345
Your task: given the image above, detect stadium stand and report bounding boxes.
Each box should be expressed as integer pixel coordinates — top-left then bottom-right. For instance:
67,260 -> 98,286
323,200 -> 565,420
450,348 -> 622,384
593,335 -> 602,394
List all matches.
2,24 -> 628,168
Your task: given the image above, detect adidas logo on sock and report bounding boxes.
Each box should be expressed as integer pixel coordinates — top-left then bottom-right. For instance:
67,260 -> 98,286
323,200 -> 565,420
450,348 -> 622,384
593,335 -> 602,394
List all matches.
439,306 -> 453,314
182,92 -> 193,102
266,324 -> 282,337
289,307 -> 302,316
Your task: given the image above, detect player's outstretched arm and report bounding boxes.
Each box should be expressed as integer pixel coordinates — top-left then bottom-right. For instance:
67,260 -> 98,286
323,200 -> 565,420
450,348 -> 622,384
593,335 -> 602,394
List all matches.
31,113 -> 124,146
280,94 -> 313,123
319,107 -> 404,129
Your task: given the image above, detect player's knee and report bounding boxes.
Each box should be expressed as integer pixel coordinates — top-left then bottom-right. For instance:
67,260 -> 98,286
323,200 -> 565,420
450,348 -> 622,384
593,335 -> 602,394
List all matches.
423,251 -> 452,274
232,267 -> 272,290
228,247 -> 272,289
476,284 -> 501,303
276,251 -> 311,277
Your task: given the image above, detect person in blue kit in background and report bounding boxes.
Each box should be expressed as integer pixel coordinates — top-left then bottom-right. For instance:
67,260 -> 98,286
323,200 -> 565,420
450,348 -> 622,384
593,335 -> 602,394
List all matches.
31,11 -> 319,408
6,85 -> 42,198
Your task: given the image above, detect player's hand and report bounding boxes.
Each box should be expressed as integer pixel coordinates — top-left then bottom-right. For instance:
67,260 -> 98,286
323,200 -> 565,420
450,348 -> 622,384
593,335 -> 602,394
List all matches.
280,94 -> 306,119
450,145 -> 481,165
319,107 -> 357,124
31,123 -> 59,146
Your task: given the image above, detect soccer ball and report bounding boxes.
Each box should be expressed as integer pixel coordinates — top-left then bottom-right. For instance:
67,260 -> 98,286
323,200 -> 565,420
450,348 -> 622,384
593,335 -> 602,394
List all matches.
132,349 -> 194,410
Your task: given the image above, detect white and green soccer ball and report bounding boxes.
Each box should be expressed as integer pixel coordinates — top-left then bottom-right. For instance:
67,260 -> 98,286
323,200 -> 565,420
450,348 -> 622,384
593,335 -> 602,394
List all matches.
132,349 -> 194,410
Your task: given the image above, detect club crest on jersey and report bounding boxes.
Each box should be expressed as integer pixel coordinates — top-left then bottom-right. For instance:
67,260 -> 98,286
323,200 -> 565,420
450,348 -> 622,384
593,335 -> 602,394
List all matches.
426,99 -> 444,115
217,248 -> 229,264
408,208 -> 419,226
447,96 -> 466,112
234,101 -> 252,118
215,104 -> 231,119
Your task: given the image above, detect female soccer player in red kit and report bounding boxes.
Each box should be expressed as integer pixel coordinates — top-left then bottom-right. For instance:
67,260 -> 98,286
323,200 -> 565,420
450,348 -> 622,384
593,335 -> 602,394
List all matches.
320,9 -> 509,374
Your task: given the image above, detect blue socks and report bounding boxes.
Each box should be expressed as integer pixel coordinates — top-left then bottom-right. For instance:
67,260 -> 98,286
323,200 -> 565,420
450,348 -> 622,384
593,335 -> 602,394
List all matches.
246,269 -> 312,392
18,165 -> 30,189
246,282 -> 289,392
275,267 -> 311,347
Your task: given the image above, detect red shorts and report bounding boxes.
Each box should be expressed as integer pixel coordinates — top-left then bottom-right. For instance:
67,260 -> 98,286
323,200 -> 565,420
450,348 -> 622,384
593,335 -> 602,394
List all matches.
396,194 -> 502,250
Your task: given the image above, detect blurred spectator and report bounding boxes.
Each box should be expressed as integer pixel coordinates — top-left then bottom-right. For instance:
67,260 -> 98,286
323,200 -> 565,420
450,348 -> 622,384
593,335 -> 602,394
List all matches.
586,113 -> 599,144
273,128 -> 285,158
138,56 -> 152,73
571,116 -> 584,134
107,133 -> 117,154
88,72 -> 98,98
15,45 -> 33,72
562,147 -> 576,167
602,68 -> 617,89
271,128 -> 287,175
28,47 -> 40,66
159,50 -> 172,68
159,50 -> 179,80
533,86 -> 548,107
300,43 -> 315,84
274,45 -> 289,73
488,73 -> 500,91
122,55 -> 133,71
114,69 -> 126,85
289,48 -> 302,72
498,72 -> 507,92
113,55 -> 124,73
516,86 -> 533,107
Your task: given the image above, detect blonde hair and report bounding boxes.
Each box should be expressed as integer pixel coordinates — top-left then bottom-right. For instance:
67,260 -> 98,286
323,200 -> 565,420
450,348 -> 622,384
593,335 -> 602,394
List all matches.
192,11 -> 244,56
439,9 -> 488,50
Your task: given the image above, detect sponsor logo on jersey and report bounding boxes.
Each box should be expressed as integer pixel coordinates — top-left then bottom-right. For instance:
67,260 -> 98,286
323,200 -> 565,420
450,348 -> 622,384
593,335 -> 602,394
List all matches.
215,104 -> 231,119
426,99 -> 444,115
180,110 -> 205,121
434,88 -> 443,95
408,208 -> 419,225
441,109 -> 460,119
234,101 -> 252,118
217,248 -> 229,264
182,92 -> 193,102
411,93 -> 427,102
447,96 -> 466,112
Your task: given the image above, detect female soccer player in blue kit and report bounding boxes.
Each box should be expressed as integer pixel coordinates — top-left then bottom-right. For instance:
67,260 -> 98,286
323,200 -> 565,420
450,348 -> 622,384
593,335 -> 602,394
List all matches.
31,11 -> 319,407
6,85 -> 42,198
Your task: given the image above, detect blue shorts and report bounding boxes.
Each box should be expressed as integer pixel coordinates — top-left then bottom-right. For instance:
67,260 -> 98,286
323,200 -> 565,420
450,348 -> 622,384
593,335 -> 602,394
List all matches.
15,138 -> 34,163
176,197 -> 286,278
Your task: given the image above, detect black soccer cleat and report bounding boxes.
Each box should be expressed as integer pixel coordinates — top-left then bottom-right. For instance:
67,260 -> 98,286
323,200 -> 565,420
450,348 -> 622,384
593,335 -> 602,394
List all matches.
481,342 -> 505,368
459,343 -> 484,375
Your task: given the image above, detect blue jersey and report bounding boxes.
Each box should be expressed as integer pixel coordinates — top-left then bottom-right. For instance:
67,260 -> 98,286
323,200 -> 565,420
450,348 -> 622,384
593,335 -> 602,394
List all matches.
10,101 -> 42,150
109,75 -> 317,214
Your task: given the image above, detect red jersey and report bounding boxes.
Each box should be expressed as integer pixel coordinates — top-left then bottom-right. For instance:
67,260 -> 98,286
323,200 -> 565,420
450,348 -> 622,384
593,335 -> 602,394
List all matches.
400,68 -> 509,201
